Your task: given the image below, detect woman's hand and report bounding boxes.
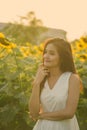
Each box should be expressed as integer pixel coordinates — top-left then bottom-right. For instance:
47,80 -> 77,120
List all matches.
39,112 -> 47,119
33,64 -> 49,86
39,112 -> 52,120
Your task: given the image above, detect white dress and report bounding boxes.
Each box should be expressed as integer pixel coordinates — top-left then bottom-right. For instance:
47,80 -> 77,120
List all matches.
33,72 -> 80,130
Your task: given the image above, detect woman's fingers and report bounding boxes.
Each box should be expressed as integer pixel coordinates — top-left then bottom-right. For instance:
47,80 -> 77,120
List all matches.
43,69 -> 49,76
34,64 -> 49,85
39,67 -> 49,77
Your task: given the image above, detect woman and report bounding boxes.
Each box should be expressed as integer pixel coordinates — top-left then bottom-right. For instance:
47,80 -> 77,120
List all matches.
29,38 -> 81,130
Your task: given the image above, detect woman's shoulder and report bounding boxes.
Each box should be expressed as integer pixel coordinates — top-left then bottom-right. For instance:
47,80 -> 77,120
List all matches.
70,73 -> 80,80
69,73 -> 81,85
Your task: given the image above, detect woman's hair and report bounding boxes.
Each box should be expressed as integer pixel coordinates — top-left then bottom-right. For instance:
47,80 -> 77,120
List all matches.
43,38 -> 76,73
40,38 -> 83,93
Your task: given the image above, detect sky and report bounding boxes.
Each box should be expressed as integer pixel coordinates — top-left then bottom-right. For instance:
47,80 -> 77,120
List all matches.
0,0 -> 87,41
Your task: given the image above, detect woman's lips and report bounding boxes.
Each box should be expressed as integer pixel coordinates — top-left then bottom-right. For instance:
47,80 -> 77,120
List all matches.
44,60 -> 50,62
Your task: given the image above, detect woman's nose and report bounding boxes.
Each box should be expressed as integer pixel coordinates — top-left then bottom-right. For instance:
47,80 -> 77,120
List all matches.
44,53 -> 49,58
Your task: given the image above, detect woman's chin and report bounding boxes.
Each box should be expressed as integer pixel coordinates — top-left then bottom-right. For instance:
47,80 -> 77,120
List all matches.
44,63 -> 50,67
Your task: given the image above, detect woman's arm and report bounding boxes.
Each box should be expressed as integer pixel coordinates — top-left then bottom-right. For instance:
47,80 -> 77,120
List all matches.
39,74 -> 80,121
29,65 -> 49,119
29,82 -> 41,119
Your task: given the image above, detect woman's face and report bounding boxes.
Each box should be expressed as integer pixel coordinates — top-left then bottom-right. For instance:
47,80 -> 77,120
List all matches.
43,44 -> 60,68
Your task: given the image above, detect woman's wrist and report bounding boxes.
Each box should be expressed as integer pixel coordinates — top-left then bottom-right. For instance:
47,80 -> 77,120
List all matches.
33,78 -> 42,86
33,81 -> 41,88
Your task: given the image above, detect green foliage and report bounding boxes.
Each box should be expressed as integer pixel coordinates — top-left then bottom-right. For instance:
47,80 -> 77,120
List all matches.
71,37 -> 87,130
19,11 -> 43,26
1,11 -> 47,45
1,23 -> 47,45
0,46 -> 40,130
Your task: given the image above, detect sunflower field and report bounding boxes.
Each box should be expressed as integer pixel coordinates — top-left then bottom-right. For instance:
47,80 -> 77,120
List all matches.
0,32 -> 87,130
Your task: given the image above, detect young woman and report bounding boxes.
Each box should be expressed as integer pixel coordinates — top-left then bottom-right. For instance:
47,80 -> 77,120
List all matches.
29,38 -> 81,130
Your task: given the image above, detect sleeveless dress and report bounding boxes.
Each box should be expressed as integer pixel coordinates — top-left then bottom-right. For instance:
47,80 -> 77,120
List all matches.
33,72 -> 80,130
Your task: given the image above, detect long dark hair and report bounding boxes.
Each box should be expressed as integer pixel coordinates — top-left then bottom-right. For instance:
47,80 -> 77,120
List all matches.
40,38 -> 83,93
43,38 -> 76,73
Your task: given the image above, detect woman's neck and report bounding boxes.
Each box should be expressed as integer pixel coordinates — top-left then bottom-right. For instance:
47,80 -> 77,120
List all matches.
48,67 -> 62,78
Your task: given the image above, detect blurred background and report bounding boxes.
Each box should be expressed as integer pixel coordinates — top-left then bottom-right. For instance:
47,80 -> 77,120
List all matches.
0,0 -> 87,130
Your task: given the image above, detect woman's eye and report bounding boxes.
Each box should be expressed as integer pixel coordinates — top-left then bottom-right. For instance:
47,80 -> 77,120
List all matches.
44,50 -> 55,55
50,52 -> 55,55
